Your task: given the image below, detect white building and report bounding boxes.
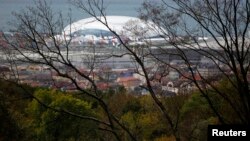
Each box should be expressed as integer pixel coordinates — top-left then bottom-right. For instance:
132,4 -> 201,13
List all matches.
55,16 -> 168,46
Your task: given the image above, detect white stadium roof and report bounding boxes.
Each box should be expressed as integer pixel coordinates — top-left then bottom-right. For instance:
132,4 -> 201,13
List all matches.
52,16 -> 240,49
63,16 -> 166,39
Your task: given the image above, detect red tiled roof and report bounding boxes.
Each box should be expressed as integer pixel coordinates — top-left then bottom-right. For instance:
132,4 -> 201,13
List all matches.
117,77 -> 140,83
97,82 -> 109,90
180,73 -> 202,81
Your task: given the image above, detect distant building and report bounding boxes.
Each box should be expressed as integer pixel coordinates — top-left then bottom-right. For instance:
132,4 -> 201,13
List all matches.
117,76 -> 141,90
49,16 -> 167,47
0,65 -> 11,79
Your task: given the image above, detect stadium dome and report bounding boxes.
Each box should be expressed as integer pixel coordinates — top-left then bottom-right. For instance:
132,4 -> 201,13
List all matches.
60,16 -> 167,46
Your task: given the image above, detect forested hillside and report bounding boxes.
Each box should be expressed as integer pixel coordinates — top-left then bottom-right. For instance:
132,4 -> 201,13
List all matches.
0,79 -> 240,141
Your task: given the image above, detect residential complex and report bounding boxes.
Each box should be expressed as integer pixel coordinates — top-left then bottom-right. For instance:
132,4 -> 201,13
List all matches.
0,16 -> 237,95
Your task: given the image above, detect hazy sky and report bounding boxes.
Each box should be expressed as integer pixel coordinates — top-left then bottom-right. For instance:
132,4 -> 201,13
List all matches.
0,0 -> 144,30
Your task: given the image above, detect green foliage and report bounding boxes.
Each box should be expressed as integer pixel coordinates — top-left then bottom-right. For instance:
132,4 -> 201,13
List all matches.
26,89 -> 99,141
121,96 -> 167,140
179,92 -> 218,141
0,78 -> 242,141
215,78 -> 243,123
181,92 -> 213,118
122,98 -> 142,113
0,103 -> 23,141
178,77 -> 242,141
0,80 -> 33,141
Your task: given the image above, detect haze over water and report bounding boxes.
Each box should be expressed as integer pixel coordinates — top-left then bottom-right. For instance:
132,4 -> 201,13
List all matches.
0,0 -> 144,31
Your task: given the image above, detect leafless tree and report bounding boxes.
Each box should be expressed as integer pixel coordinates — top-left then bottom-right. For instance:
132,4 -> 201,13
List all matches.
70,0 -> 185,141
3,0 -> 248,141
2,0 -> 138,140
3,0 -> 190,141
139,0 -> 250,125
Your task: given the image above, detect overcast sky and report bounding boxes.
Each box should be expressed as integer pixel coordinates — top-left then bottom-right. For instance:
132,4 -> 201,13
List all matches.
0,0 -> 144,31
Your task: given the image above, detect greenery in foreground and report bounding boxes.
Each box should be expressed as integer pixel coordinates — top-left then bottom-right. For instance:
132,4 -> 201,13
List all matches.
0,79 -> 241,141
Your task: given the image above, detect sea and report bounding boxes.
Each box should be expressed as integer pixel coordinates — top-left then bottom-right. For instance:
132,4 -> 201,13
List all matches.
0,0 -> 145,31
